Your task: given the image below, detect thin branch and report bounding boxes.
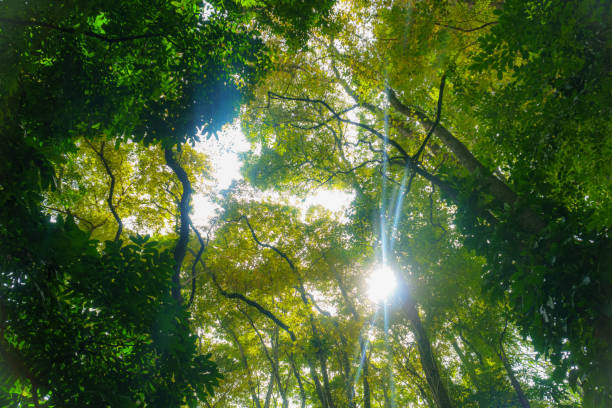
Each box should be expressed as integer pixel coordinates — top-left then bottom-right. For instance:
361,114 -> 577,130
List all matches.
0,17 -> 163,43
405,74 -> 447,194
188,243 -> 297,341
429,183 -> 447,238
234,215 -> 310,305
267,91 -> 457,201
235,214 -> 297,273
268,92 -> 411,159
242,310 -> 284,398
322,253 -> 359,321
412,75 -> 446,164
289,353 -> 307,408
221,320 -> 263,408
314,159 -> 380,189
434,21 -> 497,33
41,205 -> 104,230
289,105 -> 359,131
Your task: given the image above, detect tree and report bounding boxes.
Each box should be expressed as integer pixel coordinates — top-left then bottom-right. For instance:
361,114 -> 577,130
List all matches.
2,0 -> 608,406
0,0 -> 333,405
239,0 -> 610,404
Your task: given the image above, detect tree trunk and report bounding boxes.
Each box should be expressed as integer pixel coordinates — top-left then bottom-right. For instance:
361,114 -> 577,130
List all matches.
318,350 -> 336,408
387,90 -> 545,234
497,344 -> 530,408
307,357 -> 329,408
289,354 -> 307,408
450,338 -> 480,393
406,300 -> 454,408
222,322 -> 262,408
164,146 -> 193,304
263,371 -> 275,408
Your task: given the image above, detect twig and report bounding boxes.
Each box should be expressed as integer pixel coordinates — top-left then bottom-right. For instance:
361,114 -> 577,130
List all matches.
405,74 -> 446,194
234,215 -> 311,305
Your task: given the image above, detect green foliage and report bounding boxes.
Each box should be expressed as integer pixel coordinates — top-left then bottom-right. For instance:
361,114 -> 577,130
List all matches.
0,0 -> 334,405
2,0 -> 609,406
232,0 -> 610,405
0,215 -> 221,406
466,0 -> 612,222
449,0 -> 612,400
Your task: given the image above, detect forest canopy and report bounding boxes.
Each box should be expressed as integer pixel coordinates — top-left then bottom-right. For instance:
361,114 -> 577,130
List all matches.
0,0 -> 610,407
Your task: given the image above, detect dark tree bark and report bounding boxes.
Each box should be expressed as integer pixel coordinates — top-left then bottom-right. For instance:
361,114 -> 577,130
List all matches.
85,140 -> 123,241
387,89 -> 545,233
307,356 -> 329,408
498,350 -> 530,408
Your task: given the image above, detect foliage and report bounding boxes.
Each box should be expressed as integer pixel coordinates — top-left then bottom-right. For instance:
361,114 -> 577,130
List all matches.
452,0 -> 612,399
1,0 -> 609,407
0,0 -> 333,405
1,218 -> 220,406
235,0 -> 610,405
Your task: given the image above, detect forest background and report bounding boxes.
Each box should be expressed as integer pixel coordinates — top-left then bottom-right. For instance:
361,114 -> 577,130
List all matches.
0,0 -> 610,407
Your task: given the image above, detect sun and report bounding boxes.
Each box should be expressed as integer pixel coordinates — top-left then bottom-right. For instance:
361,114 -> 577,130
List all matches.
367,265 -> 397,303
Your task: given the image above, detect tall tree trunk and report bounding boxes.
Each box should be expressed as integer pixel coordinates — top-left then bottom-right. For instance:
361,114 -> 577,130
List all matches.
289,354 -> 307,408
497,344 -> 530,408
263,370 -> 275,408
223,322 -> 262,408
406,300 -> 454,408
318,349 -> 336,408
307,356 -> 328,408
164,146 -> 193,304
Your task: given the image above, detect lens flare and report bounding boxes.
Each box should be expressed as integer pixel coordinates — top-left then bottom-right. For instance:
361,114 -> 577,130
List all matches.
367,265 -> 397,303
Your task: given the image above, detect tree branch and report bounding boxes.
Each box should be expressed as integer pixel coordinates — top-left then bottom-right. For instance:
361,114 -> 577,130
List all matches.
235,214 -> 297,272
234,215 -> 312,306
412,75 -> 446,164
85,140 -> 123,240
404,74 -> 447,194
187,241 -> 297,341
268,91 -> 411,159
164,146 -> 192,304
0,17 -> 162,43
434,21 -> 497,33
221,320 -> 263,408
186,221 -> 205,308
267,91 -> 459,202
241,310 -> 285,399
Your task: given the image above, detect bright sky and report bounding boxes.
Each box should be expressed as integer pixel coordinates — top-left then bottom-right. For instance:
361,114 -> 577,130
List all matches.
191,121 -> 354,226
